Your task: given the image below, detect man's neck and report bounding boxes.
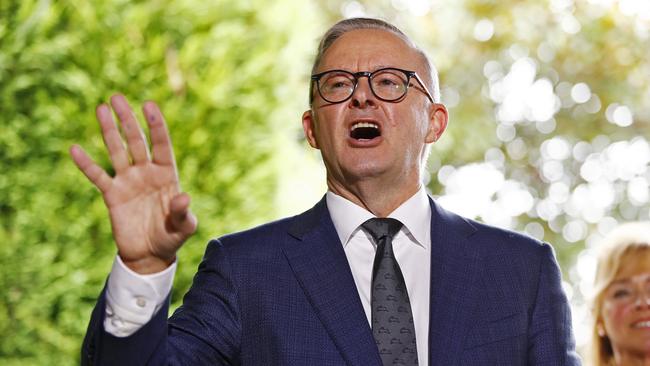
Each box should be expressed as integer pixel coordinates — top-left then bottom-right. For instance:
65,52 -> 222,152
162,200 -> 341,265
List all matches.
326,175 -> 422,217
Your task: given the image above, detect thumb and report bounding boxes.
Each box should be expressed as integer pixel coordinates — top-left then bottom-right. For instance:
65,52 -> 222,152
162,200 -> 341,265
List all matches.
169,192 -> 198,236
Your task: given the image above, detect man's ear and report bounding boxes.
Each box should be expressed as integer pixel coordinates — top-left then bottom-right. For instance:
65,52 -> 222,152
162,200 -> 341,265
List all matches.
425,103 -> 448,143
302,110 -> 319,149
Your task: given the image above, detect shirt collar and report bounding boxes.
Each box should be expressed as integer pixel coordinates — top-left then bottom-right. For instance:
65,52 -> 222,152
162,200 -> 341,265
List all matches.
326,186 -> 431,249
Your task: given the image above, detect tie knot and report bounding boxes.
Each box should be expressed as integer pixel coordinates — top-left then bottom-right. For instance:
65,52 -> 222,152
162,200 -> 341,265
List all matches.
361,218 -> 403,242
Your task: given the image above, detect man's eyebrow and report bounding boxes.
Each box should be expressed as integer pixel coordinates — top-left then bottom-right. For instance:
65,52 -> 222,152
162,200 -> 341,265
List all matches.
319,65 -> 409,73
350,65 -> 399,72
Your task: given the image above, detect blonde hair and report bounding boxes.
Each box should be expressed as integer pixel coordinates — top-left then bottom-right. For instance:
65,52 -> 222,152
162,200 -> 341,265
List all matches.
591,222 -> 650,366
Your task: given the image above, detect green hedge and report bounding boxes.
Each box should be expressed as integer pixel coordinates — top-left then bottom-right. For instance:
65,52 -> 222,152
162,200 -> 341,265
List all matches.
0,0 -> 317,364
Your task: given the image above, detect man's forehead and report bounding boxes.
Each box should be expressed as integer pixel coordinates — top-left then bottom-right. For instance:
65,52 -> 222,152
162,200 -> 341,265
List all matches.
326,28 -> 416,54
317,29 -> 422,71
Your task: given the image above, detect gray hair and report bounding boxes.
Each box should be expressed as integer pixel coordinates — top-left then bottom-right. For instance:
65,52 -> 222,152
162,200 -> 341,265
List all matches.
310,17 -> 441,103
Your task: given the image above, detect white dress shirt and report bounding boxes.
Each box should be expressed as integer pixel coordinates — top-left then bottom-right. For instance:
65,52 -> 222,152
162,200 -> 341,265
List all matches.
103,255 -> 176,337
326,187 -> 431,365
104,187 -> 432,364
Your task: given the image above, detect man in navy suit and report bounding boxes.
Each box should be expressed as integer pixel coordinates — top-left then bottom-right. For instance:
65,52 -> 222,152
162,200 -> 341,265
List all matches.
73,18 -> 581,365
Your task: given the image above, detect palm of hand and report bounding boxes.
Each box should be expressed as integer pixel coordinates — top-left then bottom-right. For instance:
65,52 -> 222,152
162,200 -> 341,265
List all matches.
105,163 -> 181,263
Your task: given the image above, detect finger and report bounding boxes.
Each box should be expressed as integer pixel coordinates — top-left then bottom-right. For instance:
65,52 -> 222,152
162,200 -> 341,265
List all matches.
97,103 -> 130,173
69,144 -> 113,193
168,193 -> 197,236
143,101 -> 176,167
110,94 -> 151,165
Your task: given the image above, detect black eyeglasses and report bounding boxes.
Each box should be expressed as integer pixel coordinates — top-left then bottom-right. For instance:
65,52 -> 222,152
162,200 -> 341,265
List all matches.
310,67 -> 435,104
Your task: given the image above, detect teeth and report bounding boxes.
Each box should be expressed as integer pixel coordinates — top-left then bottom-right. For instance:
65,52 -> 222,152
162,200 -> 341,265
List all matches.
351,122 -> 379,130
633,321 -> 650,328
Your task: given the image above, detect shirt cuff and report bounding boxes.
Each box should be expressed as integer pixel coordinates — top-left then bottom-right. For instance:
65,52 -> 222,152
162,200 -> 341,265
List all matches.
104,255 -> 176,337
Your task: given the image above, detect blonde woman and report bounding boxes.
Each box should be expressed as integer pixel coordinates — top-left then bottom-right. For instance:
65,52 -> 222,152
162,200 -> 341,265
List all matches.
591,222 -> 650,365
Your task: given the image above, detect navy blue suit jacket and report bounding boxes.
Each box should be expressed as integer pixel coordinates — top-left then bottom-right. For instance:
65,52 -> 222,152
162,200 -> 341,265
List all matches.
82,197 -> 581,365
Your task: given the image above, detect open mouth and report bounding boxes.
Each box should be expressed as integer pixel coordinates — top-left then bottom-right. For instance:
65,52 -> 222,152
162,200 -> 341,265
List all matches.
350,122 -> 381,140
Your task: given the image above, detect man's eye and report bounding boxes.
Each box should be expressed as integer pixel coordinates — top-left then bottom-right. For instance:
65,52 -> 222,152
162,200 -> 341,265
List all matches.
377,78 -> 398,86
326,79 -> 353,89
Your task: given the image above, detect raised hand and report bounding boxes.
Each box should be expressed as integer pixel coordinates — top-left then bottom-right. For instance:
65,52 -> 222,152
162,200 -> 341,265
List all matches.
70,94 -> 197,274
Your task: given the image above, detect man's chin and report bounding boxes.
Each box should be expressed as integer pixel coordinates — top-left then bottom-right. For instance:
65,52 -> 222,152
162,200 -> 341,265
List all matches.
341,161 -> 391,181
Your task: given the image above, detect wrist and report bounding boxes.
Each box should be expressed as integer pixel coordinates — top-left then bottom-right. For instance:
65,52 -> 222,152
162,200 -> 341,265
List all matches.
120,254 -> 176,274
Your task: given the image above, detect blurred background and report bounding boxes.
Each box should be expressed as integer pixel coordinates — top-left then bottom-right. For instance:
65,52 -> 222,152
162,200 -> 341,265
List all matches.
1,0 -> 648,364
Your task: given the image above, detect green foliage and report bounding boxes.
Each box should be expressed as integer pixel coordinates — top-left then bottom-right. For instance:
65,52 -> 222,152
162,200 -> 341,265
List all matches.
3,0 -> 648,363
0,0 -> 317,364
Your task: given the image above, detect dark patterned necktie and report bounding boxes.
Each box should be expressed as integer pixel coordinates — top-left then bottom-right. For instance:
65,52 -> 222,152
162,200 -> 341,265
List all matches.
362,218 -> 418,366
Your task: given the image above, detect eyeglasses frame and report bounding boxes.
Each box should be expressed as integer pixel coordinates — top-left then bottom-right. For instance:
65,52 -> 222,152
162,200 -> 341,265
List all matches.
310,67 -> 435,105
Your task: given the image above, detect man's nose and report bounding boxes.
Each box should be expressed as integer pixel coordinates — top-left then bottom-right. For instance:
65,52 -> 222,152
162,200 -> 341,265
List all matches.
350,78 -> 376,108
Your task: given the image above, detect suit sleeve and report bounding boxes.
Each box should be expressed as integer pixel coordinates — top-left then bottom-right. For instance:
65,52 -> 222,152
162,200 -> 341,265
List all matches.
527,243 -> 582,366
81,239 -> 241,365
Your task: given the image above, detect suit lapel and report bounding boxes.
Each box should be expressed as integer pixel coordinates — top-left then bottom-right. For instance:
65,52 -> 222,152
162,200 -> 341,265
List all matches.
427,198 -> 482,366
282,198 -> 381,366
